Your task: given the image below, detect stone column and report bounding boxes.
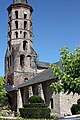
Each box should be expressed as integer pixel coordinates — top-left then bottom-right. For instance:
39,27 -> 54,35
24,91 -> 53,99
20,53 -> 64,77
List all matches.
28,86 -> 33,98
38,83 -> 45,102
17,89 -> 23,113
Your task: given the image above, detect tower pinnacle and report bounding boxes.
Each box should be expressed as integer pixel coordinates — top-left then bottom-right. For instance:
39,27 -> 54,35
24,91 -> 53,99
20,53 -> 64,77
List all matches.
13,0 -> 28,4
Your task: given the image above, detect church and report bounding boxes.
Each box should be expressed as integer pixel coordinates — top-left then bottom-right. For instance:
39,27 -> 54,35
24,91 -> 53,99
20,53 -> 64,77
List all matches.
4,0 -> 80,117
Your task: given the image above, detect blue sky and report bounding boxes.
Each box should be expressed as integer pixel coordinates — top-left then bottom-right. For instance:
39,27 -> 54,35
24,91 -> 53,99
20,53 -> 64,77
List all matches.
0,0 -> 80,76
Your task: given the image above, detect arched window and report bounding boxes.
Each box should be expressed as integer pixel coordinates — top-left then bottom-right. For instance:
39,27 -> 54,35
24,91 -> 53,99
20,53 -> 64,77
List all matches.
24,21 -> 27,29
20,54 -> 25,68
50,98 -> 53,109
27,55 -> 31,67
24,13 -> 27,19
15,21 -> 18,29
15,31 -> 18,38
24,78 -> 28,82
23,41 -> 27,50
24,32 -> 27,39
15,11 -> 18,19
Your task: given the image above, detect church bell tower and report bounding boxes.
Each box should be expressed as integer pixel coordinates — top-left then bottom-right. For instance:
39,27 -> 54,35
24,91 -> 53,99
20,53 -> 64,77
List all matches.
5,0 -> 37,86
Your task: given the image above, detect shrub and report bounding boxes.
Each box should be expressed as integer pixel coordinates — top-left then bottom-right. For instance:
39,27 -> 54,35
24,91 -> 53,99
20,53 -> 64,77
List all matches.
71,99 -> 80,115
19,107 -> 51,118
77,99 -> 80,105
23,103 -> 48,108
28,95 -> 44,103
20,95 -> 51,118
71,104 -> 78,115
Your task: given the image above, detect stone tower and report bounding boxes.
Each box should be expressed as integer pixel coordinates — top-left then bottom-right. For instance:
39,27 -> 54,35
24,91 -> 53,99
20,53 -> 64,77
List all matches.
5,0 -> 37,86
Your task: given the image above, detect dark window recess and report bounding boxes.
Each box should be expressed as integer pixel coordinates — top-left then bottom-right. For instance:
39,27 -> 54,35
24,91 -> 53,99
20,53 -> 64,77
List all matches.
24,32 -> 27,38
15,31 -> 18,38
20,55 -> 25,68
50,98 -> 53,109
24,78 -> 28,81
20,31 -> 22,34
24,21 -> 27,29
23,41 -> 27,50
24,14 -> 27,19
15,11 -> 18,19
15,21 -> 18,29
9,33 -> 11,40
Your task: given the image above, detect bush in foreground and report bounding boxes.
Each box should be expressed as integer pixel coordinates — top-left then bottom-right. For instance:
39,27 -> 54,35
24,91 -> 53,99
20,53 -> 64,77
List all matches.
20,95 -> 51,119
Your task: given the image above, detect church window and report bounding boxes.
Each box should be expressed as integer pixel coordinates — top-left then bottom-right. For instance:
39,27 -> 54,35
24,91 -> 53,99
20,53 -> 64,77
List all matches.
15,21 -> 18,29
24,13 -> 27,19
20,54 -> 25,68
9,33 -> 11,41
24,21 -> 27,29
24,78 -> 28,82
23,41 -> 27,50
24,32 -> 27,38
20,31 -> 22,34
15,11 -> 18,19
50,98 -> 53,109
15,31 -> 18,38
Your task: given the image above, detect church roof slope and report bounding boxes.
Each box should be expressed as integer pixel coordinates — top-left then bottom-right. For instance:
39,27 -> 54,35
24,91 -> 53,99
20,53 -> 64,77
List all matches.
8,61 -> 62,92
37,61 -> 50,68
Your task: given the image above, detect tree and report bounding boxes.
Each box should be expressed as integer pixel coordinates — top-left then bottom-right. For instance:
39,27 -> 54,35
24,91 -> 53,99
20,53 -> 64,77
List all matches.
0,77 -> 7,107
50,45 -> 80,95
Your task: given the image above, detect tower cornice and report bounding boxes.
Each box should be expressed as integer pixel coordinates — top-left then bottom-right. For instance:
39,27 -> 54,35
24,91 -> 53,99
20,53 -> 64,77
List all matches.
7,4 -> 33,13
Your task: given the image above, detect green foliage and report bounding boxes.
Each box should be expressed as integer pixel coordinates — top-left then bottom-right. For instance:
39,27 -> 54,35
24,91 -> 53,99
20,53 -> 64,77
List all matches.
28,95 -> 44,103
71,99 -> 80,115
19,108 -> 51,119
23,103 -> 48,108
20,96 -> 51,119
0,77 -> 7,108
50,45 -> 80,94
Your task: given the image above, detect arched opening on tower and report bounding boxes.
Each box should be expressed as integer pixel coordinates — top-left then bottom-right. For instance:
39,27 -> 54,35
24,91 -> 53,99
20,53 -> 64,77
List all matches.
50,98 -> 53,109
15,11 -> 18,19
24,32 -> 27,39
24,13 -> 27,19
23,41 -> 27,50
15,21 -> 18,29
20,54 -> 25,68
15,31 -> 18,38
24,21 -> 27,29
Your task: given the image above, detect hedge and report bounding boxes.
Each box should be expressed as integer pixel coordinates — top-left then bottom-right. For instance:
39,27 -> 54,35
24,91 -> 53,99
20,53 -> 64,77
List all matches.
23,103 -> 48,108
28,95 -> 44,103
19,108 -> 51,119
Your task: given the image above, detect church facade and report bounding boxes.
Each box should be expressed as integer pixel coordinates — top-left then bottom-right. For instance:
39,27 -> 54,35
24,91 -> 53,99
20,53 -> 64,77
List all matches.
5,0 -> 80,117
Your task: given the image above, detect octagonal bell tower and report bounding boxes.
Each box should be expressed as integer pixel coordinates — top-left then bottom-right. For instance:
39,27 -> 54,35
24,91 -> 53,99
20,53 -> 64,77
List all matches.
5,0 -> 37,86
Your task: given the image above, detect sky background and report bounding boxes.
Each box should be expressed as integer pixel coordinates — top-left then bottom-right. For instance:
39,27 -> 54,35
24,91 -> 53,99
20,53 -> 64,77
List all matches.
0,0 -> 80,76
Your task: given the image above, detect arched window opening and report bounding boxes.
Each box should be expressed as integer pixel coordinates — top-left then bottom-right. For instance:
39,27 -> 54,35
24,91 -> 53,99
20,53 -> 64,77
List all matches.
24,78 -> 28,82
23,41 -> 27,50
24,32 -> 27,38
15,31 -> 18,38
20,54 -> 25,68
50,98 -> 53,109
24,13 -> 27,19
15,21 -> 18,29
24,21 -> 27,29
27,55 -> 31,67
15,11 -> 18,19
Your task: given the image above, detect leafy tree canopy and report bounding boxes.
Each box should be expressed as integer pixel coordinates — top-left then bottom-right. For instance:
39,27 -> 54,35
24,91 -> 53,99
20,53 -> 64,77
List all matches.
0,77 -> 7,105
50,45 -> 80,95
